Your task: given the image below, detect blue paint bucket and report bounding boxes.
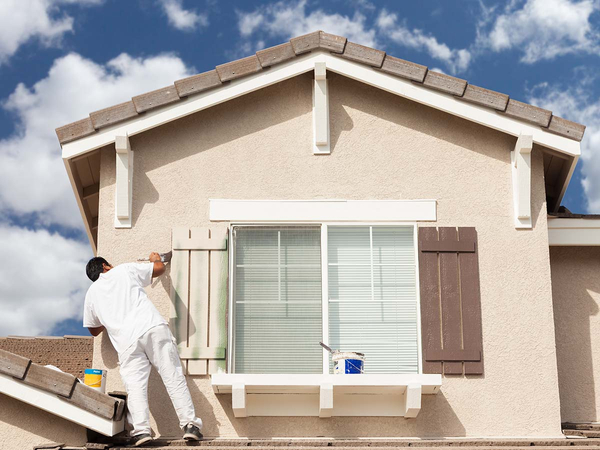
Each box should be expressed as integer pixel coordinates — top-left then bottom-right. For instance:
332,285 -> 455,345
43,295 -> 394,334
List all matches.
332,351 -> 365,374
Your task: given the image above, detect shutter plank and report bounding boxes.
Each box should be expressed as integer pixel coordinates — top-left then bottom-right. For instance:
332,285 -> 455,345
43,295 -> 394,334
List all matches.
209,228 -> 229,374
438,227 -> 463,375
458,227 -> 484,375
64,382 -> 116,419
23,364 -> 77,397
187,228 -> 210,375
170,228 -> 191,373
418,228 -> 442,374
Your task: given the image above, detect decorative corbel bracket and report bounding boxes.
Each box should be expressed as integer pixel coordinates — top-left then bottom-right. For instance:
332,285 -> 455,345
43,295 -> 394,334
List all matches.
511,135 -> 533,229
115,135 -> 133,228
313,62 -> 330,154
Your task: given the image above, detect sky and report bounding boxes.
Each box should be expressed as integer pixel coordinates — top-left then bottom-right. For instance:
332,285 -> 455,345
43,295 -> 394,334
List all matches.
0,0 -> 599,337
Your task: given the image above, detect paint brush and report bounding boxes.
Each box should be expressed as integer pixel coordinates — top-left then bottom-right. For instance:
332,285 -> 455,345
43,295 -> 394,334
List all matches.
137,251 -> 173,263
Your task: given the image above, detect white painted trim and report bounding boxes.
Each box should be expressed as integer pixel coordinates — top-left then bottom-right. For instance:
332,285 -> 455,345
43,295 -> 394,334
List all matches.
212,373 -> 441,417
64,160 -> 97,254
413,224 -> 423,374
0,373 -> 124,436
227,226 -> 235,374
62,51 -> 580,160
114,135 -> 133,228
313,62 -> 330,154
321,224 -> 329,375
210,200 -> 437,222
511,135 -> 533,229
548,217 -> 600,246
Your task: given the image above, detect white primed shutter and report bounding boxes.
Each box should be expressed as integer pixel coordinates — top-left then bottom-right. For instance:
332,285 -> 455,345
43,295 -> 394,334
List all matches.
170,226 -> 228,375
328,226 -> 419,373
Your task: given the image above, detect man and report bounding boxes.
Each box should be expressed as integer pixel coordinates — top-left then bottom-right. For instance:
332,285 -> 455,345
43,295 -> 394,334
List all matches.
83,253 -> 203,447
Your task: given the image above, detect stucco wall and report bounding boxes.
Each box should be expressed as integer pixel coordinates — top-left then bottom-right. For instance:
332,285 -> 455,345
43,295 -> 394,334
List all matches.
0,394 -> 87,448
551,246 -> 600,423
92,72 -> 562,438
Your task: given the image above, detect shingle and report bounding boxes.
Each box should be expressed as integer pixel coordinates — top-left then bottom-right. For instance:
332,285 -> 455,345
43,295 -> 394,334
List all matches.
90,101 -> 138,129
257,43 -> 296,68
319,31 -> 346,53
290,31 -> 320,55
419,71 -> 467,96
175,70 -> 222,97
460,84 -> 509,111
503,99 -> 552,127
547,115 -> 586,141
379,55 -> 427,82
132,85 -> 180,113
55,118 -> 95,145
216,55 -> 262,82
340,41 -> 385,68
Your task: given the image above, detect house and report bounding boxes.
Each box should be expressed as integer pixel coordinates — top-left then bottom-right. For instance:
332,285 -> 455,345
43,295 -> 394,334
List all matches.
7,30 -> 600,447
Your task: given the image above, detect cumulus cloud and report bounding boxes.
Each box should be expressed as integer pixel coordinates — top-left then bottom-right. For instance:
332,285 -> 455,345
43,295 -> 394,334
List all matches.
0,224 -> 92,336
158,0 -> 208,31
478,0 -> 600,63
0,52 -> 194,229
527,76 -> 600,212
0,0 -> 102,65
236,0 -> 378,47
377,9 -> 471,74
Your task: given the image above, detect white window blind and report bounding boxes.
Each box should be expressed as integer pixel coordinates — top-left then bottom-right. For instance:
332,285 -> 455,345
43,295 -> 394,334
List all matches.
328,226 -> 419,373
233,227 -> 322,373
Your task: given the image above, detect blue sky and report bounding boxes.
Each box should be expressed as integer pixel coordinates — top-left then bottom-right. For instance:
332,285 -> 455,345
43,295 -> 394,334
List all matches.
0,0 -> 599,337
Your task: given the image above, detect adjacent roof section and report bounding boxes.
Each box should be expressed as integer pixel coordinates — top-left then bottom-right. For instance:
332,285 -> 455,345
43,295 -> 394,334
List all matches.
0,335 -> 92,379
55,30 -> 586,146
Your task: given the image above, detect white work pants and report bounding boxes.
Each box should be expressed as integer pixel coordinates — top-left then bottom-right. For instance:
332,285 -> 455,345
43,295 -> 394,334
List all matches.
119,324 -> 203,436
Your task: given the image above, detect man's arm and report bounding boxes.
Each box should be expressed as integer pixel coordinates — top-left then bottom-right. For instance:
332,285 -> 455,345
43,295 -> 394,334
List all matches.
149,252 -> 166,278
88,326 -> 105,337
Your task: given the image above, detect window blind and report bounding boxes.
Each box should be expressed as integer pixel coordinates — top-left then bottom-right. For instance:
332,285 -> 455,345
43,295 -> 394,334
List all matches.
233,227 -> 322,374
328,226 -> 419,373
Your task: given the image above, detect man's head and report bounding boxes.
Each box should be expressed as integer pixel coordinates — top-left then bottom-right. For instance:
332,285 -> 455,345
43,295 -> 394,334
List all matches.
86,257 -> 113,282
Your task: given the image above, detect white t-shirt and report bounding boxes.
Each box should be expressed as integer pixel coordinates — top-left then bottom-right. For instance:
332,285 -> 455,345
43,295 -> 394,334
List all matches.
83,262 -> 167,355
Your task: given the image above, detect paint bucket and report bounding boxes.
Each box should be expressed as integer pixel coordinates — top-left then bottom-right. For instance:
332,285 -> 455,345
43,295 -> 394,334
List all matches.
332,351 -> 365,374
84,369 -> 106,393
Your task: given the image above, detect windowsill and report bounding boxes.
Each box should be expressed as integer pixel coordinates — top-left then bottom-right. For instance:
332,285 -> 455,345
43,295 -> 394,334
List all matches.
211,373 -> 442,418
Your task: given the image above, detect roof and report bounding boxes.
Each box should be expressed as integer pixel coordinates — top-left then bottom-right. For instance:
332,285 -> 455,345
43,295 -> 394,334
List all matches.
0,335 -> 92,379
0,345 -> 125,436
55,30 -> 586,146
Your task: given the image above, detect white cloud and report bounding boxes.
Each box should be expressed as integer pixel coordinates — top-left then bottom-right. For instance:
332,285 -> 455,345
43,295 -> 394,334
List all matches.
237,0 -> 378,47
0,0 -> 102,65
0,52 -> 194,228
0,224 -> 92,336
158,0 -> 208,31
527,78 -> 600,212
377,9 -> 471,73
479,0 -> 599,63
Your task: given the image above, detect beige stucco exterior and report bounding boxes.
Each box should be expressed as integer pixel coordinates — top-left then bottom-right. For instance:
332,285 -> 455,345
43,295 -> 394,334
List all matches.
551,246 -> 600,423
0,394 -> 87,448
90,72 -> 562,438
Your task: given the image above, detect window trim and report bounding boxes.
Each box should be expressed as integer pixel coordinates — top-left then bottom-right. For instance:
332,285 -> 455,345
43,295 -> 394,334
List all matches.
227,222 -> 422,375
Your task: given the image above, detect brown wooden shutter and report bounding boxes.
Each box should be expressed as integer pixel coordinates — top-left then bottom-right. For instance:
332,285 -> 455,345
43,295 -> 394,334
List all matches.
170,227 -> 228,375
418,227 -> 483,375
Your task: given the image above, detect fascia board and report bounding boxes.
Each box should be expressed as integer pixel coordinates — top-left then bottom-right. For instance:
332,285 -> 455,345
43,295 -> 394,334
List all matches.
62,52 -> 580,161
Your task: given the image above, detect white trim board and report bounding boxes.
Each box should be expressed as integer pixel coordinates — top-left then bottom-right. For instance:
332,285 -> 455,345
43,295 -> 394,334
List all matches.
548,217 -> 600,246
212,373 -> 441,418
210,199 -> 437,222
0,373 -> 124,436
62,51 -> 580,160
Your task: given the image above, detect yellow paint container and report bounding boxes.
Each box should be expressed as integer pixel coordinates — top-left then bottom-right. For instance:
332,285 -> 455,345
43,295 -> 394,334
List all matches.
84,369 -> 106,393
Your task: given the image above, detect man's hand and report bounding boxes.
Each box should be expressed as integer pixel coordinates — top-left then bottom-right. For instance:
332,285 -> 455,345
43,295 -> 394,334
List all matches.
149,251 -> 166,278
149,252 -> 161,262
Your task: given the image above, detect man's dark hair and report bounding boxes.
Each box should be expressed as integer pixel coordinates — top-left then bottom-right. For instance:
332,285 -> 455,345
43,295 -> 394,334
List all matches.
86,257 -> 111,282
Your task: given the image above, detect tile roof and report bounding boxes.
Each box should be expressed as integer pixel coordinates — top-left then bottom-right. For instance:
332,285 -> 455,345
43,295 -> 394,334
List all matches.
0,343 -> 125,422
0,335 -> 92,379
55,30 -> 586,146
